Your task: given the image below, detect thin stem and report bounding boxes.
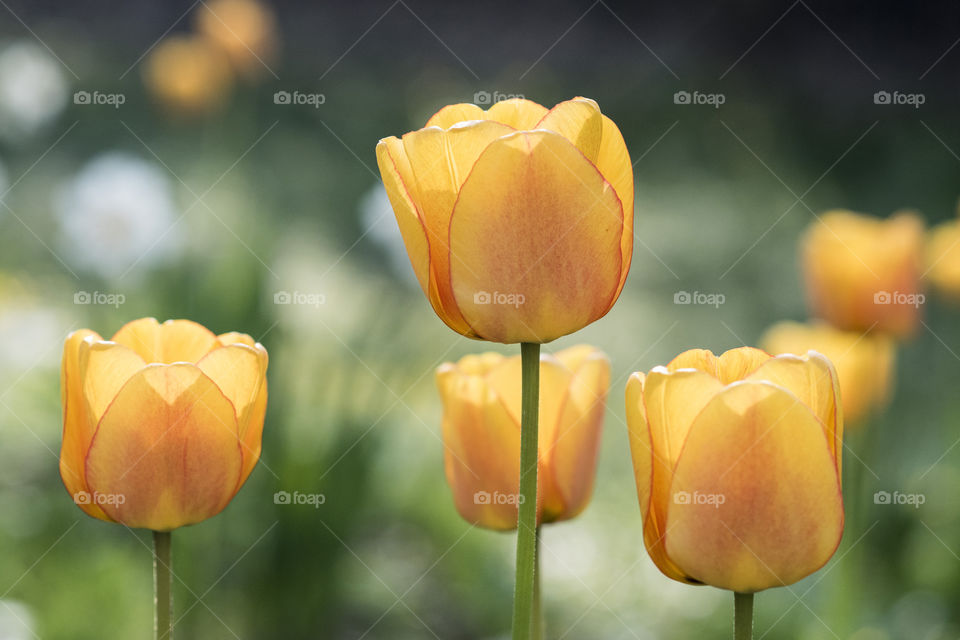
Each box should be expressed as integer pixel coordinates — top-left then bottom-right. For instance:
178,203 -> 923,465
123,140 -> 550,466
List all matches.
154,530 -> 172,640
511,342 -> 541,640
531,527 -> 543,640
734,591 -> 753,640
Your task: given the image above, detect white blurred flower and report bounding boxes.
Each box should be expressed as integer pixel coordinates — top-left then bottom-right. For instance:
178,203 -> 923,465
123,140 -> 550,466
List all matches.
0,599 -> 35,640
359,183 -> 417,287
0,41 -> 69,141
55,152 -> 181,280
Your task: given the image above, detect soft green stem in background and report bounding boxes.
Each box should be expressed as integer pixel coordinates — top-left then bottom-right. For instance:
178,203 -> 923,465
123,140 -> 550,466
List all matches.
154,530 -> 172,640
511,342 -> 541,640
734,592 -> 754,640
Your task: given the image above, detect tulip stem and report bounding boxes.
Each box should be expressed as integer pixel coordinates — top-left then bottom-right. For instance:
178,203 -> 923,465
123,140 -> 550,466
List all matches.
512,342 -> 540,640
154,530 -> 173,640
734,592 -> 753,640
531,527 -> 543,639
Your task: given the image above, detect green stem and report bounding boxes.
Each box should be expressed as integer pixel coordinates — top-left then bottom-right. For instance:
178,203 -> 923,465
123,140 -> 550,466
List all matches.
511,342 -> 541,640
154,530 -> 172,640
531,527 -> 542,640
734,592 -> 753,640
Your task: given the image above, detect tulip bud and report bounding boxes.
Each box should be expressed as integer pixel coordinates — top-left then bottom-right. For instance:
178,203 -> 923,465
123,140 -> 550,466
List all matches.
625,347 -> 843,593
436,345 -> 609,530
377,97 -> 634,344
926,216 -> 960,300
761,321 -> 895,425
802,210 -> 924,337
60,318 -> 268,531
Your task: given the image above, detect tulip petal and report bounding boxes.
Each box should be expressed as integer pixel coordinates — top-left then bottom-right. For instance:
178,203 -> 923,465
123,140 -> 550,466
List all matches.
449,130 -> 624,343
667,347 -> 771,384
85,363 -> 243,530
112,318 -> 220,364
197,343 -> 268,480
402,121 -> 516,334
642,367 -> 724,543
543,349 -> 608,522
437,368 -> 522,530
595,115 -> 634,299
79,340 -> 147,425
60,329 -> 111,521
745,352 -> 843,474
425,103 -> 487,128
665,381 -> 844,592
535,97 -> 603,163
625,372 -> 692,582
375,137 -> 432,297
484,98 -> 548,130
217,331 -> 256,348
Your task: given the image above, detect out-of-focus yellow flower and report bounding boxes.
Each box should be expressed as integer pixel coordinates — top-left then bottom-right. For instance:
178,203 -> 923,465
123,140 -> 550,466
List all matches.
802,210 -> 924,337
143,36 -> 233,116
625,347 -> 843,593
196,0 -> 278,76
60,318 -> 268,531
377,97 -> 634,344
436,345 -> 609,530
925,216 -> 960,300
761,321 -> 894,425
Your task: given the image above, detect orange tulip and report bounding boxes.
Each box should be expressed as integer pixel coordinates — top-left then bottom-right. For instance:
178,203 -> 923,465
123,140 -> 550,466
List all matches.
625,347 -> 843,593
195,0 -> 278,76
436,345 -> 609,530
376,97 -> 634,344
801,210 -> 924,337
143,36 -> 233,116
60,318 -> 268,531
761,321 -> 895,425
925,216 -> 960,300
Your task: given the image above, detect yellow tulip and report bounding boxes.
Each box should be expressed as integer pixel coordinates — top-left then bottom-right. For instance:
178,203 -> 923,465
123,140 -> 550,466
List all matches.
761,321 -> 895,425
925,217 -> 960,300
376,97 -> 634,344
143,36 -> 233,116
625,347 -> 843,593
195,0 -> 278,76
801,210 -> 924,337
60,318 -> 268,531
436,345 -> 609,530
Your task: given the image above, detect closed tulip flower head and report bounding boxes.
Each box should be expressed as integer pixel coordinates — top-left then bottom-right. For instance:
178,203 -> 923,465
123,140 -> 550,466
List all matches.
377,97 -> 634,344
60,318 -> 268,531
625,347 -> 844,593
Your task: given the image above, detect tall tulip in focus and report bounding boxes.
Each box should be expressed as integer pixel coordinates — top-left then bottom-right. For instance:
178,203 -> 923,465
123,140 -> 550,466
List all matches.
761,321 -> 894,425
802,210 -> 924,337
625,347 -> 844,638
377,96 -> 633,639
61,317 -> 268,639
